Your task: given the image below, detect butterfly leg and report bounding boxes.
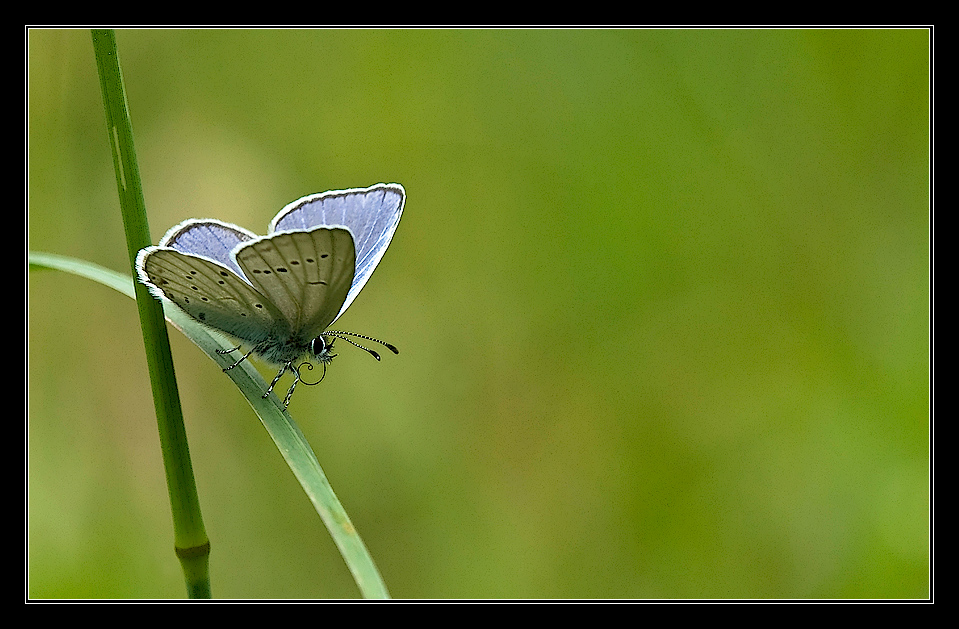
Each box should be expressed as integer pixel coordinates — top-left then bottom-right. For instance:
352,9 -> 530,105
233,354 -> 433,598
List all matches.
278,362 -> 309,409
263,362 -> 290,400
223,347 -> 255,371
281,378 -> 299,410
216,345 -> 241,355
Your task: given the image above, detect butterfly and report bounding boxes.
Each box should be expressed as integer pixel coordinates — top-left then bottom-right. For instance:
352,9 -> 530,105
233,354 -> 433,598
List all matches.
135,183 -> 405,408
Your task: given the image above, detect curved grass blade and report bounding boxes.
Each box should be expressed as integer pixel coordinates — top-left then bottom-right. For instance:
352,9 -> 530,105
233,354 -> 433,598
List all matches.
29,251 -> 390,599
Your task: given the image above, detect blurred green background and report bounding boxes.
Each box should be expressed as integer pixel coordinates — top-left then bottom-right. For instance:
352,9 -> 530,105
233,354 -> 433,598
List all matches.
28,29 -> 928,599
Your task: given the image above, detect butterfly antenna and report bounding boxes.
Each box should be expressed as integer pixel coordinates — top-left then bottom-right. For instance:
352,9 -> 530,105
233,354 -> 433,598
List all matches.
325,330 -> 400,360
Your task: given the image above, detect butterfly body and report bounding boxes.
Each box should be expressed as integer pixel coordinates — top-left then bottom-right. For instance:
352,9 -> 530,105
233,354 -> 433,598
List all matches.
136,183 -> 404,408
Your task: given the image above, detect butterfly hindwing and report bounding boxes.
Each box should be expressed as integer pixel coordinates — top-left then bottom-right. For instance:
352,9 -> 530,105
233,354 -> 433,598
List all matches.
137,247 -> 286,345
160,219 -> 257,278
233,227 -> 356,339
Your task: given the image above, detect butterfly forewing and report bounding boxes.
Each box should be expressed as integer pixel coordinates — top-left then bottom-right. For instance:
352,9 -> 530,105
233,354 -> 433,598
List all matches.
139,248 -> 284,345
270,184 -> 405,321
233,228 -> 356,338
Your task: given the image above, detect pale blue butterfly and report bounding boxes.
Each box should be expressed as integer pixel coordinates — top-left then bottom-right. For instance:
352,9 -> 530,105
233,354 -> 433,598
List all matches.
136,183 -> 405,408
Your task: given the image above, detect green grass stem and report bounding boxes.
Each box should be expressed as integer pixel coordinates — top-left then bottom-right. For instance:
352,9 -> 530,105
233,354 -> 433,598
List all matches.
90,28 -> 210,598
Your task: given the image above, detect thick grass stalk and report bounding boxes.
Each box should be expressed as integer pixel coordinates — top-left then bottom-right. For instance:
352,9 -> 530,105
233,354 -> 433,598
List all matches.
90,29 -> 211,599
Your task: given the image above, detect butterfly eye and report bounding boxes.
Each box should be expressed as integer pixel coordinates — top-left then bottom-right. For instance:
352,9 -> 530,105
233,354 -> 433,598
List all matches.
310,335 -> 332,358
